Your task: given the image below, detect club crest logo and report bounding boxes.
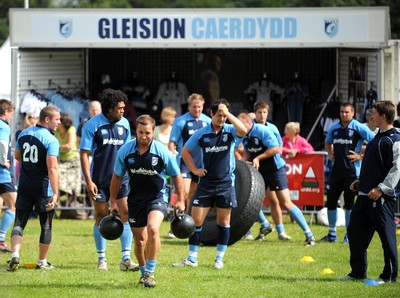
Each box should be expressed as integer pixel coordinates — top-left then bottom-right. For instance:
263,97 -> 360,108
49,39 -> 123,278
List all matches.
152,157 -> 158,166
223,134 -> 228,142
118,127 -> 124,135
324,19 -> 338,38
59,19 -> 72,38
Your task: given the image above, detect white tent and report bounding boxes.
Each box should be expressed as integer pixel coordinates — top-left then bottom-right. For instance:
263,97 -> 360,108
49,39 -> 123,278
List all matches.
0,37 -> 11,100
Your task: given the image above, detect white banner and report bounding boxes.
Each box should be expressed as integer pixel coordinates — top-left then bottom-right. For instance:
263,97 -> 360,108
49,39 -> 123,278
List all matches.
9,7 -> 390,48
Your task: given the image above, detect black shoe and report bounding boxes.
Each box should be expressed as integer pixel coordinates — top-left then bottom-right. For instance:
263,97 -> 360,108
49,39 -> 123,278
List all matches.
7,257 -> 19,272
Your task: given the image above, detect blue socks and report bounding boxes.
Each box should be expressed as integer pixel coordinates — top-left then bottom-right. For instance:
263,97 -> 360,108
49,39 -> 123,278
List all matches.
94,224 -> 106,261
327,209 -> 338,237
289,206 -> 313,237
188,226 -> 202,263
120,222 -> 133,261
0,210 -> 15,241
216,225 -> 230,262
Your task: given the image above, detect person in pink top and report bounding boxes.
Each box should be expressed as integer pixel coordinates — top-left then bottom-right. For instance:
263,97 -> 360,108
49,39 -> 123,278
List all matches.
282,122 -> 314,159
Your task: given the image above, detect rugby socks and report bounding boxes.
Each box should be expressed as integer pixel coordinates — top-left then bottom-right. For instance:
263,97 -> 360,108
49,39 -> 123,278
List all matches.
258,210 -> 271,229
276,223 -> 285,234
216,225 -> 230,262
188,226 -> 202,263
93,224 -> 106,261
345,209 -> 352,230
0,209 -> 15,241
145,259 -> 157,274
120,222 -> 132,261
139,265 -> 146,276
327,209 -> 338,237
288,206 -> 313,237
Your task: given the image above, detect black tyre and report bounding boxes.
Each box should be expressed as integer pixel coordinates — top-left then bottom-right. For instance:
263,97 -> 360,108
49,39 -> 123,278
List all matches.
199,160 -> 265,246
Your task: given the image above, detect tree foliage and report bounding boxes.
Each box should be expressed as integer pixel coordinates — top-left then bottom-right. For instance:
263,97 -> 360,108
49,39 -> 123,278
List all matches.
1,0 -> 399,45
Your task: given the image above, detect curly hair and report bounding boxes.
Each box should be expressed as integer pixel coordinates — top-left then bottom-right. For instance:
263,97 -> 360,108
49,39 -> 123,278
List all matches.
99,89 -> 128,114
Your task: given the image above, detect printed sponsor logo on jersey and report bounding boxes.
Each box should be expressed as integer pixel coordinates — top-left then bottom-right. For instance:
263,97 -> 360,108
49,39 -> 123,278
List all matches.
128,158 -> 135,164
118,127 -> 124,135
188,129 -> 195,135
103,138 -> 124,145
325,19 -> 338,38
333,138 -> 352,145
205,145 -> 228,153
129,167 -> 157,175
101,129 -> 108,135
152,157 -> 158,166
59,19 -> 72,38
247,147 -> 262,153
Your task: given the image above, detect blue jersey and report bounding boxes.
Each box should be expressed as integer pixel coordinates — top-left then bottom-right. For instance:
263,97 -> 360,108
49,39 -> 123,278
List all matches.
325,119 -> 375,173
255,120 -> 283,146
185,123 -> 242,188
80,113 -> 131,188
114,139 -> 180,208
16,125 -> 59,197
358,128 -> 400,199
242,123 -> 285,174
0,119 -> 13,184
170,112 -> 211,167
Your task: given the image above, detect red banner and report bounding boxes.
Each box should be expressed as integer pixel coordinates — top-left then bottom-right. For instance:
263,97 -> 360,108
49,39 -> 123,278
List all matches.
264,152 -> 326,208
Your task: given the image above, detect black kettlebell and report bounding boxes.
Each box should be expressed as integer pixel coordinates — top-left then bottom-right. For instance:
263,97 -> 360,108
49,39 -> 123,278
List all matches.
99,209 -> 124,240
170,209 -> 195,239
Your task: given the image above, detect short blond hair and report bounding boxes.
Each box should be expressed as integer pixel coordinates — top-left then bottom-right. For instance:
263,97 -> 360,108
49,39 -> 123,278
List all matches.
188,93 -> 205,105
285,122 -> 300,135
160,107 -> 176,124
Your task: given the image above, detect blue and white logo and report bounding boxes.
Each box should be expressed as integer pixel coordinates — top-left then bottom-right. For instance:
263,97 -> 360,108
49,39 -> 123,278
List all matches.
324,19 -> 338,38
152,157 -> 158,166
59,19 -> 72,38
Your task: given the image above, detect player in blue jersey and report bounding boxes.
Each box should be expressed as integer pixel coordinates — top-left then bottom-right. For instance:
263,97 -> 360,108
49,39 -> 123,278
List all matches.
321,103 -> 375,243
249,101 -> 292,241
172,99 -> 247,269
7,106 -> 60,271
110,114 -> 185,288
340,100 -> 399,284
168,93 -> 211,212
80,89 -> 138,271
238,112 -> 316,246
0,99 -> 17,253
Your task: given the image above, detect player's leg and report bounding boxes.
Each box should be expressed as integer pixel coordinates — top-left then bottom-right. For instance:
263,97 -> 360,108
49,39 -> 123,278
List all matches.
92,199 -> 109,270
37,209 -> 55,269
116,196 -> 137,271
0,190 -> 16,252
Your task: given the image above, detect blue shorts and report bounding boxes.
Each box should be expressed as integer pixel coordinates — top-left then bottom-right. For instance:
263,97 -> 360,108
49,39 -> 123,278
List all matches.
192,185 -> 237,208
16,193 -> 52,214
128,198 -> 167,228
261,167 -> 288,191
0,182 -> 17,194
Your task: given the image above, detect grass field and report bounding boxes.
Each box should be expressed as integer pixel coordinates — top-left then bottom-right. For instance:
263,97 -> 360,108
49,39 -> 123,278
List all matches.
1,215 -> 399,298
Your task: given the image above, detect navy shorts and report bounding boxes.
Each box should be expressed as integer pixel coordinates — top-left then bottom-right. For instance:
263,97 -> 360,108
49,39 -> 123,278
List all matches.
180,163 -> 199,182
95,183 -> 129,203
192,185 -> 237,208
0,182 -> 17,194
128,198 -> 167,228
261,167 -> 288,191
16,193 -> 52,214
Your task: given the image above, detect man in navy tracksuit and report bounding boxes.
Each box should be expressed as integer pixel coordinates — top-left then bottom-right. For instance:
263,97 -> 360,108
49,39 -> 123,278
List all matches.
341,100 -> 399,284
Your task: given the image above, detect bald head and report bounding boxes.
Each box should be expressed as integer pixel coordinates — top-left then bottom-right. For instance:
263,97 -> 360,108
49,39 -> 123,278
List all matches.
89,100 -> 102,117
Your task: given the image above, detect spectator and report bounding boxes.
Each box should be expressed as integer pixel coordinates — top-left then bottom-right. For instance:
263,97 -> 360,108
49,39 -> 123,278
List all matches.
76,100 -> 101,147
154,106 -> 176,147
55,113 -> 81,206
393,102 -> 400,128
282,121 -> 314,159
7,106 -> 61,271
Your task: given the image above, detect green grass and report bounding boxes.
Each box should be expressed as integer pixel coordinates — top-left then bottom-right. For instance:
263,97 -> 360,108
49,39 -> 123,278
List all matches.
1,215 -> 399,298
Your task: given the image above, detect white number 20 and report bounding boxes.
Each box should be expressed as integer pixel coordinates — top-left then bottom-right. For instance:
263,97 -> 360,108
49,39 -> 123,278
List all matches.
22,143 -> 39,163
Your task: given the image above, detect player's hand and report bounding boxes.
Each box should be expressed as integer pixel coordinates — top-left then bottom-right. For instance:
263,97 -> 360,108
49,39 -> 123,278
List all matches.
349,180 -> 359,192
252,158 -> 260,171
347,150 -> 362,163
218,104 -> 229,116
194,168 -> 207,178
110,200 -> 118,213
86,181 -> 99,200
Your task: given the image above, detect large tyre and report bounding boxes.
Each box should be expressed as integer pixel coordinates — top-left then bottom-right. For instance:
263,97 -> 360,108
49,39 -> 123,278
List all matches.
199,160 -> 265,246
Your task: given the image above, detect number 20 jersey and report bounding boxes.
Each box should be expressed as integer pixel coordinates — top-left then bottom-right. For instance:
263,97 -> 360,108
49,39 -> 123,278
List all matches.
16,125 -> 60,197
